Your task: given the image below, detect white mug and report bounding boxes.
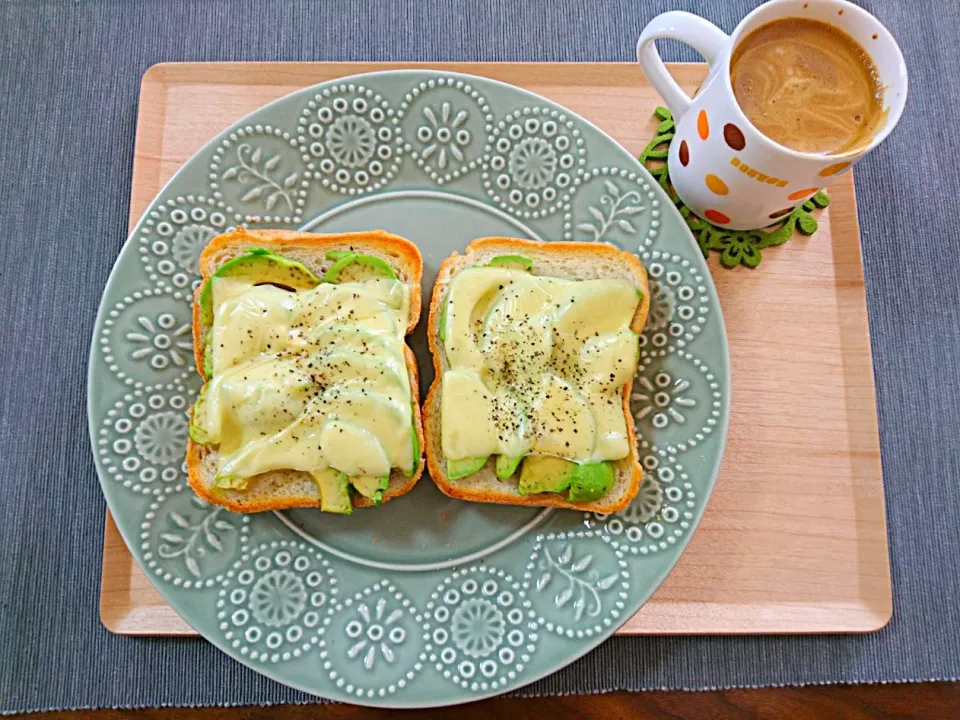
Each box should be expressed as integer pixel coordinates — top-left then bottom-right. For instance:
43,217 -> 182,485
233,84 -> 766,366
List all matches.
636,0 -> 908,230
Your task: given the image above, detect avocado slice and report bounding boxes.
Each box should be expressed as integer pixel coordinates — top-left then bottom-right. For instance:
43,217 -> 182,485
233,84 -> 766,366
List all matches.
447,455 -> 488,480
321,254 -> 357,282
404,423 -> 420,478
487,254 -> 533,271
439,277 -> 500,347
567,461 -> 616,502
188,384 -> 211,445
518,455 -> 577,495
350,475 -> 389,505
495,454 -> 523,480
553,281 -> 638,336
518,456 -> 615,501
310,468 -> 353,514
203,328 -> 214,377
214,473 -> 248,490
319,418 -> 392,478
199,248 -> 321,325
322,252 -> 397,283
438,293 -> 451,343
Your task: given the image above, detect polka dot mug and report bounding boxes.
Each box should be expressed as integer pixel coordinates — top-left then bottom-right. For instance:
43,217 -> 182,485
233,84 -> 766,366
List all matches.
637,0 -> 907,230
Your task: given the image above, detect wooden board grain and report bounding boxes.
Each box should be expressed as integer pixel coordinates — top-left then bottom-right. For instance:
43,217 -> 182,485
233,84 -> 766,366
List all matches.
100,62 -> 891,636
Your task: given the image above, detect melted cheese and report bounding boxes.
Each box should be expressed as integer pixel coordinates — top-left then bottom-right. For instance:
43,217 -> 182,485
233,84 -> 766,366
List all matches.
440,267 -> 639,462
199,276 -> 414,484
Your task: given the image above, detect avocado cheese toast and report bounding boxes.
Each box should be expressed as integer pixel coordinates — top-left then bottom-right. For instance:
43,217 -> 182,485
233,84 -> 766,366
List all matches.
186,228 -> 425,514
424,237 -> 650,513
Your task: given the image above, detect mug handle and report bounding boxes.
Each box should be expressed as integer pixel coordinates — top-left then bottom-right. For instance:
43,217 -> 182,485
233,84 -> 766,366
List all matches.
636,12 -> 729,120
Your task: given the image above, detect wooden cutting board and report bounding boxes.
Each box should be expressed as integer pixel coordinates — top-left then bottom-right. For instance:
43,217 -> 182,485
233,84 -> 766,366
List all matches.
101,62 -> 891,635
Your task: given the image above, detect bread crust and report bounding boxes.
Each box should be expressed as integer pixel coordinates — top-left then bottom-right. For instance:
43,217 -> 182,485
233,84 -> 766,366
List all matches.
186,228 -> 425,513
423,237 -> 649,513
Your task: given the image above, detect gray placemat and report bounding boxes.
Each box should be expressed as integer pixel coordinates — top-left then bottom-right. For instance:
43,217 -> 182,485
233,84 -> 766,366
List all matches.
1,0 -> 959,713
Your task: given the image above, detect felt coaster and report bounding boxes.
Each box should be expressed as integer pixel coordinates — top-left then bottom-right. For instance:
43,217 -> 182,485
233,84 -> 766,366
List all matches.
640,107 -> 831,268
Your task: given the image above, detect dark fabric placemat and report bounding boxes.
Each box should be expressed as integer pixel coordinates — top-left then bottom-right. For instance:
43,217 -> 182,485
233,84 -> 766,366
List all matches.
1,0 -> 959,713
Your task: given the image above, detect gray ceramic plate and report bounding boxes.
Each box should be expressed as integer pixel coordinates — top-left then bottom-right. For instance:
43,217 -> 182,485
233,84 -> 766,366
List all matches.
88,70 -> 730,707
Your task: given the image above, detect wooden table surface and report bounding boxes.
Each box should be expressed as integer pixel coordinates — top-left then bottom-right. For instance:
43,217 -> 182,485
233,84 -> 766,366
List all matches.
67,62 -> 935,720
11,683 -> 959,719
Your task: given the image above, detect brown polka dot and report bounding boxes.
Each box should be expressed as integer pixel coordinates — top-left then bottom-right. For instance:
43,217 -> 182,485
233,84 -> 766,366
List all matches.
872,33 -> 878,40
788,187 -> 819,201
838,9 -> 844,14
679,139 -> 690,166
803,2 -> 808,7
705,174 -> 729,195
769,207 -> 794,219
704,209 -> 730,225
697,110 -> 710,140
723,123 -> 746,150
819,161 -> 851,177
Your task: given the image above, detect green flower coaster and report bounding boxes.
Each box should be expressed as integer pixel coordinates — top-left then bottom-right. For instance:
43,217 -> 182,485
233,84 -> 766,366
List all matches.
639,107 -> 831,268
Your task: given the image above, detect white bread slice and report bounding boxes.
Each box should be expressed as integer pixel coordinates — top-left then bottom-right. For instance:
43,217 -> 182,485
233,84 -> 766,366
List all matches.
424,237 -> 650,514
186,228 -> 425,512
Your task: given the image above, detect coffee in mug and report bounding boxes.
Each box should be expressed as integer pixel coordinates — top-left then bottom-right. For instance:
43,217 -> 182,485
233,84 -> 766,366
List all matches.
637,0 -> 908,230
730,18 -> 887,155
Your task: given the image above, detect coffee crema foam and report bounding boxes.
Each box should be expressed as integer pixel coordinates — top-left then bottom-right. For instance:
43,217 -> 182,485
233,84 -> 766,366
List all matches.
730,18 -> 886,155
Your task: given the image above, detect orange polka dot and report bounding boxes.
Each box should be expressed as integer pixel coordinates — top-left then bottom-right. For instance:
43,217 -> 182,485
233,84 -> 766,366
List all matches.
819,162 -> 851,177
787,187 -> 819,201
704,209 -> 730,224
705,174 -> 729,195
697,110 -> 709,140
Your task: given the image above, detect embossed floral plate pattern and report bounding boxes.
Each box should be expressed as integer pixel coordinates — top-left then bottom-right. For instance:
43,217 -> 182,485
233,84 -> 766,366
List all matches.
88,70 -> 730,707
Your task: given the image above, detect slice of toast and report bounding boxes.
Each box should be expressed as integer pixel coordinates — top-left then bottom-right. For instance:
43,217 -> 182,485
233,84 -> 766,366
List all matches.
424,237 -> 650,513
186,228 -> 425,512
